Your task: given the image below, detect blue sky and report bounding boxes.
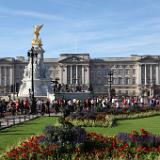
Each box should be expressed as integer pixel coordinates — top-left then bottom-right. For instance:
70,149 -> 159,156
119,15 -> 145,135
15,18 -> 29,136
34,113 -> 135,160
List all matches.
0,0 -> 160,58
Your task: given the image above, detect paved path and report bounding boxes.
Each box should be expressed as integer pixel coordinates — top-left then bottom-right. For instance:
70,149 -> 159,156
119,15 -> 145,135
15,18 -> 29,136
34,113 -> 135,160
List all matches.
0,114 -> 40,129
0,113 -> 62,129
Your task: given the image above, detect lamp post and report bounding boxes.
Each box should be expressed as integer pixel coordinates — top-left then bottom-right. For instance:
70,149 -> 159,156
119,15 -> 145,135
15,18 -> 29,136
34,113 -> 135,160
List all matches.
108,69 -> 113,102
51,77 -> 60,93
28,46 -> 37,114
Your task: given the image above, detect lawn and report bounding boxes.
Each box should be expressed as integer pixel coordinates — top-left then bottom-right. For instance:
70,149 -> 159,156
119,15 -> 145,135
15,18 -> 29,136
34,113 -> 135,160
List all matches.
85,115 -> 160,136
0,117 -> 58,154
0,115 -> 160,154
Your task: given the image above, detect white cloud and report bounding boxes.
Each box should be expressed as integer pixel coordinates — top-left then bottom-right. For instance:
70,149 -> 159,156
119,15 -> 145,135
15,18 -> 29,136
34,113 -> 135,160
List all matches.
0,6 -> 65,21
85,33 -> 160,57
47,0 -> 92,9
14,10 -> 65,21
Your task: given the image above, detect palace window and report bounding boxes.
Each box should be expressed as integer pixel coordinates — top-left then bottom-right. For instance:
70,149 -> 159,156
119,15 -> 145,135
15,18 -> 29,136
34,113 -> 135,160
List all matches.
132,90 -> 136,95
118,69 -> 123,75
97,71 -> 102,77
125,78 -> 130,85
113,78 -> 117,85
125,90 -> 128,95
125,69 -> 130,75
133,69 -> 136,74
118,77 -> 122,85
132,78 -> 136,85
118,90 -> 121,94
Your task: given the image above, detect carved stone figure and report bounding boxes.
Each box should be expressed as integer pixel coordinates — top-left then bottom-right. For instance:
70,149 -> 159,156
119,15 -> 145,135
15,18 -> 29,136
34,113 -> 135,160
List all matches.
32,24 -> 43,46
34,25 -> 43,40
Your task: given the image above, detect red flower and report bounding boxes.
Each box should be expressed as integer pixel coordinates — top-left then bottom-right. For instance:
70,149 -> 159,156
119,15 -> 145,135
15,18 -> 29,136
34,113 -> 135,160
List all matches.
140,128 -> 148,137
135,154 -> 140,159
21,152 -> 27,158
125,143 -> 129,147
140,128 -> 145,133
129,134 -> 133,139
131,130 -> 138,136
120,154 -> 126,158
136,146 -> 145,152
112,141 -> 116,147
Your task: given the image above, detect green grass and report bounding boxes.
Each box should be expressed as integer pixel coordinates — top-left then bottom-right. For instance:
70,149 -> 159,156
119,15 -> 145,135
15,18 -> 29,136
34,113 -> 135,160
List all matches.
85,115 -> 160,136
0,117 -> 58,154
0,115 -> 160,154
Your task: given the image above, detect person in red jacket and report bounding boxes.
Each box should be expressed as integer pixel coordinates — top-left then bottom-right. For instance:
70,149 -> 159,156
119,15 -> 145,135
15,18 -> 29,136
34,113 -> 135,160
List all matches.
23,98 -> 30,114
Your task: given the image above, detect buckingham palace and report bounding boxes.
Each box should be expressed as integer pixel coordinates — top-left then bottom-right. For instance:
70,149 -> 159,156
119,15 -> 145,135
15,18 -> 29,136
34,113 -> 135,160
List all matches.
0,53 -> 160,97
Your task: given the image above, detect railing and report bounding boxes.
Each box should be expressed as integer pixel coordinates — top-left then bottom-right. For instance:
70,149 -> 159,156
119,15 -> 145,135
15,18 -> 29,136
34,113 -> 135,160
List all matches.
0,114 -> 40,129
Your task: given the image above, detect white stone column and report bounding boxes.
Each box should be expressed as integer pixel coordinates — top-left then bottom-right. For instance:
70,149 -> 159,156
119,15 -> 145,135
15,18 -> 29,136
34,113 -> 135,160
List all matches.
156,65 -> 159,84
4,67 -> 7,86
70,65 -> 72,84
0,67 -> 1,85
4,66 -> 7,94
145,65 -> 147,85
79,65 -> 82,84
10,67 -> 13,86
85,65 -> 90,85
139,65 -> 141,85
60,65 -> 63,84
158,64 -> 160,84
135,64 -> 141,86
76,65 -> 78,84
63,66 -> 67,84
82,66 -> 84,84
150,65 -> 152,84
84,66 -> 86,84
87,65 -> 90,85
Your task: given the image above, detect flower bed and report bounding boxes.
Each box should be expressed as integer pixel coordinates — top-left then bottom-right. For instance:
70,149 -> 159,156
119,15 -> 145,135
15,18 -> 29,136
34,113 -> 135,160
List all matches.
67,110 -> 160,127
67,111 -> 115,127
2,118 -> 160,160
113,110 -> 160,120
98,105 -> 160,114
67,118 -> 114,127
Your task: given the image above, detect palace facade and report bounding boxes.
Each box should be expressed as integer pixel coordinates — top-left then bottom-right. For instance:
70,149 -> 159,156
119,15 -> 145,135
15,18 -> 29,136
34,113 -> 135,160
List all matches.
0,53 -> 160,97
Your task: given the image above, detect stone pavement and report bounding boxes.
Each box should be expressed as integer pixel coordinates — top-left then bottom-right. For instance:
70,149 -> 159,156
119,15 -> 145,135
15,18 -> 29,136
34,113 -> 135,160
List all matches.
0,112 -> 62,129
0,114 -> 40,129
0,113 -> 62,129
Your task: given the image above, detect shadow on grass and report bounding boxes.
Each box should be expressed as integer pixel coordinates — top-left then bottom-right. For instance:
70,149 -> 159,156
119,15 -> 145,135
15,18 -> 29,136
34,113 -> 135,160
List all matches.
19,122 -> 39,125
0,129 -> 23,133
0,132 -> 36,136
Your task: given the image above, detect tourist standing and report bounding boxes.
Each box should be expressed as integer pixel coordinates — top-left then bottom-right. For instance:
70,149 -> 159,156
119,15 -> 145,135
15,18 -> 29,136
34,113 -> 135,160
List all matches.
19,99 -> 24,115
0,100 -> 3,117
41,100 -> 45,115
11,100 -> 16,116
23,98 -> 30,114
46,99 -> 50,116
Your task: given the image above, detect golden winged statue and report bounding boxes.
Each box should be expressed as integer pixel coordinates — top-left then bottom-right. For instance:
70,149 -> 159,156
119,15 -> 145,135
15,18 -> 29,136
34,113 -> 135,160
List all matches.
32,24 -> 43,46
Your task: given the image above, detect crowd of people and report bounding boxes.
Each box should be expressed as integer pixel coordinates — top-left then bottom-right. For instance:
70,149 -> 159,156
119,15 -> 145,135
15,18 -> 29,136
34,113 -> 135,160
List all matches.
0,95 -> 159,118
